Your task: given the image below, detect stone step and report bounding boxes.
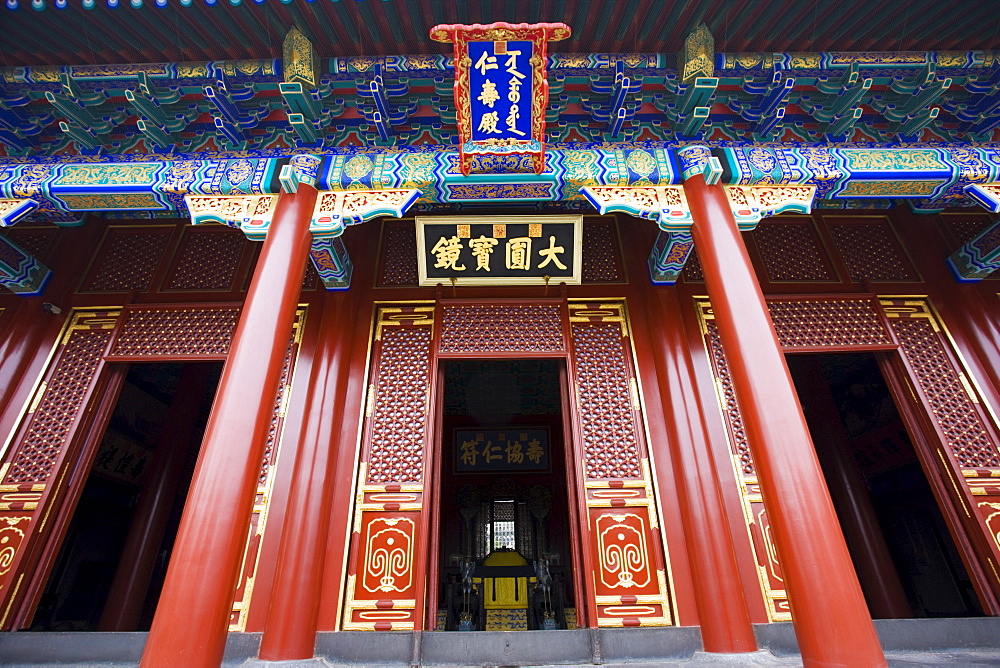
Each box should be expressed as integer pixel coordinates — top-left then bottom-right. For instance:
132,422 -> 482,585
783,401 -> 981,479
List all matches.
0,618 -> 998,666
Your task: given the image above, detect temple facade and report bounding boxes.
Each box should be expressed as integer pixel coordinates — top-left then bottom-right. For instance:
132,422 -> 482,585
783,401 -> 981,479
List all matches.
0,3 -> 999,667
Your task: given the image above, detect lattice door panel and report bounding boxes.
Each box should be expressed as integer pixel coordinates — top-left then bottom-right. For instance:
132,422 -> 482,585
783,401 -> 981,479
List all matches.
697,307 -> 790,621
568,301 -> 672,628
438,302 -> 565,355
343,304 -> 434,631
880,298 -> 1000,592
229,310 -> 305,631
0,309 -> 120,627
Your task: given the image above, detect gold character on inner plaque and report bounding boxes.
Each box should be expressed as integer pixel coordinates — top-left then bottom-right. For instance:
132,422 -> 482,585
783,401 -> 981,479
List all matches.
505,441 -> 524,464
478,80 -> 500,107
526,439 -> 544,464
475,50 -> 498,75
481,441 -> 502,464
469,235 -> 499,271
431,235 -> 466,271
461,440 -> 479,466
478,111 -> 502,135
538,235 -> 567,270
506,237 -> 532,270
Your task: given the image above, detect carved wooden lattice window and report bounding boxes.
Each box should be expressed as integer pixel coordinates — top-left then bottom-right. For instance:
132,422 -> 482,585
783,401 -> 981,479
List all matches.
164,226 -> 247,292
80,227 -> 173,293
752,219 -> 836,282
473,498 -> 536,562
825,218 -> 917,282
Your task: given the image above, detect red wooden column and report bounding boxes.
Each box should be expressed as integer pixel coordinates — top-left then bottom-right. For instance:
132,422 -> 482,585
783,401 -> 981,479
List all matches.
647,285 -> 758,653
140,184 -> 317,668
0,302 -> 48,416
258,288 -> 354,659
683,173 -> 886,667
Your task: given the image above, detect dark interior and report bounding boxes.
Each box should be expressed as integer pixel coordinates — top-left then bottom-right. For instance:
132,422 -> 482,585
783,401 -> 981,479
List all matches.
30,362 -> 222,632
787,353 -> 984,619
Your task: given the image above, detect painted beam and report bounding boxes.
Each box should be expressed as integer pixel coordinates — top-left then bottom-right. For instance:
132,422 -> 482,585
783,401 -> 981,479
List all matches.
647,229 -> 694,284
0,232 -> 51,295
309,237 -> 353,290
0,144 -> 998,223
718,145 -> 1000,208
279,154 -> 322,194
949,183 -> 1000,280
948,220 -> 1000,281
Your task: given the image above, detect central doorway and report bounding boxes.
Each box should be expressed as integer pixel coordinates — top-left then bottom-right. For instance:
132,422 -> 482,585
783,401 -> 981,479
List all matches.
433,359 -> 576,631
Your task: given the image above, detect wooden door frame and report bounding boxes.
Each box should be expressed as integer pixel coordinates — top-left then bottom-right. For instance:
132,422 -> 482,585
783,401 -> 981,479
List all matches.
697,294 -> 1000,618
0,302 -> 294,631
347,297 -> 673,631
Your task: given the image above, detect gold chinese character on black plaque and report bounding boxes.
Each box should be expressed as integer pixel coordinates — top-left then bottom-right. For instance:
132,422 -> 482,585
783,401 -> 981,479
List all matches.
416,216 -> 582,286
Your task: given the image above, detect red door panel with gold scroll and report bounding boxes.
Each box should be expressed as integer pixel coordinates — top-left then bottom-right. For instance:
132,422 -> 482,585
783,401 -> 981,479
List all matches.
342,305 -> 434,631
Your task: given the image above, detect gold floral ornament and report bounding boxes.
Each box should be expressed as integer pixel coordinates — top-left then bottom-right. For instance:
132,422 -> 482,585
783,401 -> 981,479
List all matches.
679,24 -> 714,84
161,161 -> 201,194
283,25 -> 318,89
184,194 -> 279,240
309,188 -> 421,238
624,149 -> 657,180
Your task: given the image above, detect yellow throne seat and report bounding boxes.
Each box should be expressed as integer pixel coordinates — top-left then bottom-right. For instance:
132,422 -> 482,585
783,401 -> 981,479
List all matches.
476,549 -> 535,610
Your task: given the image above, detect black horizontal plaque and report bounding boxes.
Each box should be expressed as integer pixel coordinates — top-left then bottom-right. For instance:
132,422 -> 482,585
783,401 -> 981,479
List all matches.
416,215 -> 582,286
454,427 -> 550,473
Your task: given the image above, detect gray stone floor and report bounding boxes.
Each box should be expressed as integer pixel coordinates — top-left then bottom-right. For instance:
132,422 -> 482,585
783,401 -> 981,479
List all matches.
2,619 -> 1000,666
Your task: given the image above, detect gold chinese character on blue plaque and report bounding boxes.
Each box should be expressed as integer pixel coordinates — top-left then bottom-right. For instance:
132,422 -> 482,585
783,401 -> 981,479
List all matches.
430,21 -> 570,176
